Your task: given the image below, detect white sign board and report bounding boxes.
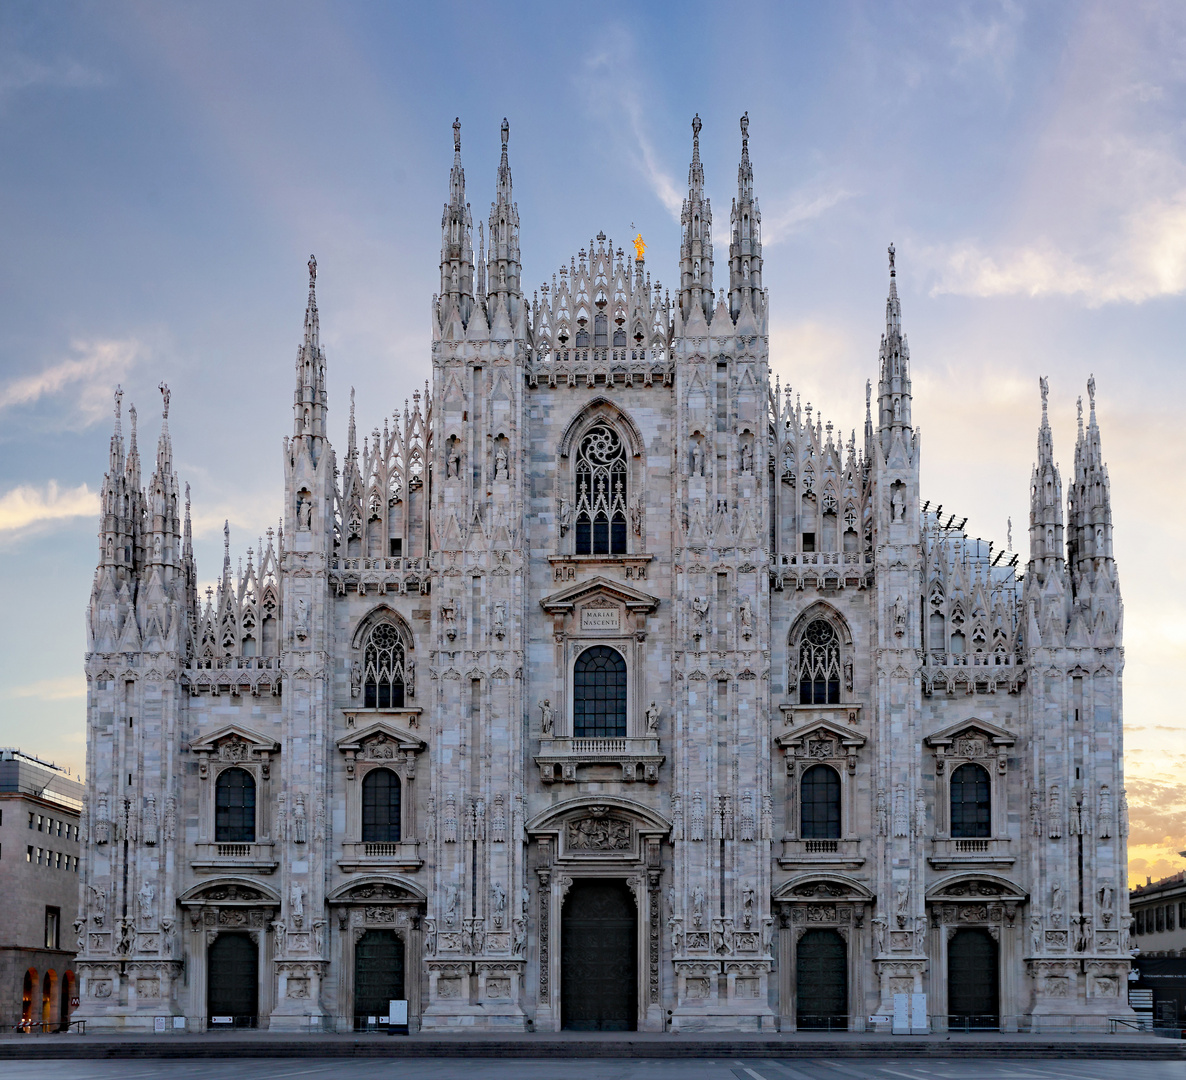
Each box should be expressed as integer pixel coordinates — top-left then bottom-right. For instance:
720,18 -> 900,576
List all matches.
580,607 -> 621,632
892,993 -> 909,1034
389,999 -> 408,1025
153,1016 -> 166,1033
173,1017 -> 186,1029
911,992 -> 928,1033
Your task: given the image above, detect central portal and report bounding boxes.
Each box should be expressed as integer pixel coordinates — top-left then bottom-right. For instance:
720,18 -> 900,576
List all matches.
561,878 -> 637,1031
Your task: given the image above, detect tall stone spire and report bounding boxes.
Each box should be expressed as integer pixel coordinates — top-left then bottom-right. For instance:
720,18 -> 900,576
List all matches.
876,244 -> 912,458
729,112 -> 762,320
1068,375 -> 1114,571
292,254 -> 328,454
439,117 -> 475,331
146,382 -> 181,570
486,117 -> 522,324
1028,376 -> 1064,571
679,114 -> 714,325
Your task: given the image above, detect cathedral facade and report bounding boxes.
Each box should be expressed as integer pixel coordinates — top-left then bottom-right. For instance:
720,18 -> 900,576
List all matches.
75,116 -> 1132,1033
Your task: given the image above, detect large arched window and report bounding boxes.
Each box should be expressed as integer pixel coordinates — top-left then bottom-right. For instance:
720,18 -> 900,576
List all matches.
215,767 -> 256,843
575,424 -> 627,556
798,619 -> 841,704
364,622 -> 405,709
800,763 -> 841,839
361,768 -> 402,842
950,762 -> 991,838
573,645 -> 627,738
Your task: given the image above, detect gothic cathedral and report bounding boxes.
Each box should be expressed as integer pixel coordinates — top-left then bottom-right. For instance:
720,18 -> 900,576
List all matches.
76,116 -> 1131,1033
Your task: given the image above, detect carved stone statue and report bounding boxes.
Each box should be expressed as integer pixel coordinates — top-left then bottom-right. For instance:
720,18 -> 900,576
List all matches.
137,881 -> 155,925
558,496 -> 572,535
538,699 -> 554,736
646,701 -> 660,734
494,445 -> 509,480
350,659 -> 362,698
690,440 -> 703,477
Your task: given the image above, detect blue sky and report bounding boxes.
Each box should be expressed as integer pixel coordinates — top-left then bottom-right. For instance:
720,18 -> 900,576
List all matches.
1,1 -> 1184,881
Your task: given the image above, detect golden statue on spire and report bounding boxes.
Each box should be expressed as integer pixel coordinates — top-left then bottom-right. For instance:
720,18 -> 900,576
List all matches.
633,232 -> 646,262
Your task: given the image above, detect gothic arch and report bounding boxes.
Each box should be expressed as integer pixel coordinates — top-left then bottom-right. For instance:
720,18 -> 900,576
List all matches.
350,604 -> 416,652
773,873 -> 874,902
557,398 -> 645,459
178,878 -> 282,905
787,600 -> 853,649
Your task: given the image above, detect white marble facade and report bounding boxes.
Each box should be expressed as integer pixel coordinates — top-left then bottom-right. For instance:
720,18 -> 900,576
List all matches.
75,116 -> 1131,1033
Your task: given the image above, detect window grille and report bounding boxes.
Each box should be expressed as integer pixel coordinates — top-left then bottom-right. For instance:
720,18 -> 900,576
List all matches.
362,768 -> 402,843
573,645 -> 627,738
800,764 -> 841,839
215,767 -> 256,843
364,623 -> 405,709
950,762 -> 991,839
798,620 -> 841,704
575,424 -> 627,555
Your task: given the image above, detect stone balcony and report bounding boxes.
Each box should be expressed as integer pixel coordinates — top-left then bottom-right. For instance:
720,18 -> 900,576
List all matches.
329,555 -> 432,597
337,839 -> 423,873
928,836 -> 1015,869
535,736 -> 664,785
191,840 -> 278,874
777,838 -> 865,869
769,550 -> 873,591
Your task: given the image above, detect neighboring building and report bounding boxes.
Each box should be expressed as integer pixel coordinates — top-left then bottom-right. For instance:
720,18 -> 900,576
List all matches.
1132,871 -> 1186,956
74,116 -> 1131,1034
0,748 -> 83,1030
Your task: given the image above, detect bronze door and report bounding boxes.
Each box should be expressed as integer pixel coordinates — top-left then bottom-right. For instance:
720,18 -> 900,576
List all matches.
207,933 -> 258,1026
354,929 -> 405,1028
947,928 -> 999,1027
561,879 -> 637,1031
795,928 -> 847,1029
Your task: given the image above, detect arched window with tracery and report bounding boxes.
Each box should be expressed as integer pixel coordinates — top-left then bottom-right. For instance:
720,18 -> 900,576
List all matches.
573,645 -> 627,738
575,424 -> 627,556
798,619 -> 841,704
364,623 -> 405,709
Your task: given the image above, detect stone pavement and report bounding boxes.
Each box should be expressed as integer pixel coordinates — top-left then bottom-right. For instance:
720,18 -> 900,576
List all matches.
0,1028 -> 1181,1061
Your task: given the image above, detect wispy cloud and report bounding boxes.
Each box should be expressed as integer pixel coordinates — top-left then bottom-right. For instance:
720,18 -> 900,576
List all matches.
0,54 -> 106,96
5,675 -> 87,702
581,31 -> 683,221
0,338 -> 143,426
948,0 -> 1024,81
0,481 -> 99,534
762,186 -> 855,248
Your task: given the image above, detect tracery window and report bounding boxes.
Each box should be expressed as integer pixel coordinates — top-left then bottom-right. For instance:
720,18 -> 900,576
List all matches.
361,768 -> 401,842
798,619 -> 841,704
364,623 -> 405,709
215,767 -> 256,843
800,763 -> 841,839
574,424 -> 627,556
573,645 -> 627,738
950,762 -> 991,838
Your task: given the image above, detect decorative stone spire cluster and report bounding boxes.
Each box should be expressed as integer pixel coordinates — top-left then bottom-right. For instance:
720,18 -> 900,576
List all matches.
729,112 -> 763,321
678,114 -> 714,326
485,117 -> 522,328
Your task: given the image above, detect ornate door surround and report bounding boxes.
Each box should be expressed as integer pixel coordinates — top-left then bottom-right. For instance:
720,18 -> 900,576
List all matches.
527,797 -> 670,1032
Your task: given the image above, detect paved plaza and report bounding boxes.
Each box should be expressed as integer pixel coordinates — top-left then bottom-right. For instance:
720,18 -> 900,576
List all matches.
1,1058 -> 1181,1080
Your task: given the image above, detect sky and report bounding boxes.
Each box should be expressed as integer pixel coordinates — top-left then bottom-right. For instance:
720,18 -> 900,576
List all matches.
1,0 -> 1183,886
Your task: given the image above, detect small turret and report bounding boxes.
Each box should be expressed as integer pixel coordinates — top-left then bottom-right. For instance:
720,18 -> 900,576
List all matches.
1028,376 -> 1065,572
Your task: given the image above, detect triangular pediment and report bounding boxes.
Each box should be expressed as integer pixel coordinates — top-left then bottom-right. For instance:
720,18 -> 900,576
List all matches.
337,719 -> 426,755
775,718 -> 867,750
539,575 -> 660,614
190,722 -> 280,755
924,717 -> 1017,748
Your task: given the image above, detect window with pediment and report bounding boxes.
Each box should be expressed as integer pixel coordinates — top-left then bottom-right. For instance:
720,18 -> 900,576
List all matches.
215,767 -> 256,842
800,763 -> 841,839
575,424 -> 627,556
950,762 -> 991,838
361,768 -> 401,842
363,623 -> 405,709
798,619 -> 841,705
573,645 -> 627,737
